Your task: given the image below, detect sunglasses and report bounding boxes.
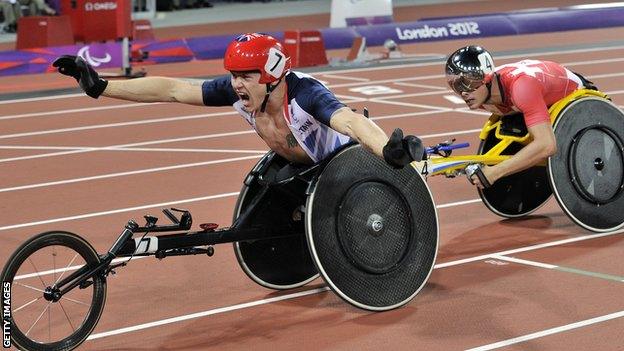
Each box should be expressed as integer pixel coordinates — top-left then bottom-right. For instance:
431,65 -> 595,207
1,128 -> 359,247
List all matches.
447,75 -> 484,94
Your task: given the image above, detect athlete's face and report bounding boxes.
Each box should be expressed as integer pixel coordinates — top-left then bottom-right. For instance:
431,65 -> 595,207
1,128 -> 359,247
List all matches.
230,71 -> 264,111
461,83 -> 489,109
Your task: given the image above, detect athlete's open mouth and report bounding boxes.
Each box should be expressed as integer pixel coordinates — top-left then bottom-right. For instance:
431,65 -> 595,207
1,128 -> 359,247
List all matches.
239,93 -> 250,101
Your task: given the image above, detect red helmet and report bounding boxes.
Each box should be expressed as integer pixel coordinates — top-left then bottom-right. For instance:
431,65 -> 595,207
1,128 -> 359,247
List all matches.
224,33 -> 291,84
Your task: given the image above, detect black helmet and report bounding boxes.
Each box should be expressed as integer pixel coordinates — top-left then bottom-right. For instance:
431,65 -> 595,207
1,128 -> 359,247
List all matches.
445,45 -> 494,94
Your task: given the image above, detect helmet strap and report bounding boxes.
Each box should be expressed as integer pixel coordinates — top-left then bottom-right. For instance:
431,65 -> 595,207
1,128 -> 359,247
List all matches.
260,78 -> 283,113
484,81 -> 492,104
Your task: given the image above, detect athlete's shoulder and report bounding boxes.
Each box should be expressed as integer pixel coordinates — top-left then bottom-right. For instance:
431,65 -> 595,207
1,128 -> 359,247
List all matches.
286,71 -> 330,94
201,74 -> 238,106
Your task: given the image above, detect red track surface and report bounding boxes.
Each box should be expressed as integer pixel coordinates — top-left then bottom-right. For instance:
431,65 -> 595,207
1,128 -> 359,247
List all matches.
1,20 -> 623,351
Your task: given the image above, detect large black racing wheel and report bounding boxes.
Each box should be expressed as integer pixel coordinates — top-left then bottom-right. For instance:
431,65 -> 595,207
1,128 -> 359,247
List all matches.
233,152 -> 318,290
477,115 -> 552,218
306,145 -> 438,311
1,231 -> 106,351
548,96 -> 624,232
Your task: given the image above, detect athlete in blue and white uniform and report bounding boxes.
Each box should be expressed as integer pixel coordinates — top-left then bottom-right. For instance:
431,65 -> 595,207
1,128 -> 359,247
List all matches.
52,33 -> 424,167
202,71 -> 351,163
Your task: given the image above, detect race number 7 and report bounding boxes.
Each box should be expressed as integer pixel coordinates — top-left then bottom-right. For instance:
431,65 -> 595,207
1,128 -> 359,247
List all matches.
266,48 -> 286,78
270,52 -> 283,72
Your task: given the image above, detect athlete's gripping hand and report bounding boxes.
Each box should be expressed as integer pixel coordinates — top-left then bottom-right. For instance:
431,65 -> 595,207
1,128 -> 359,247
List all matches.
53,55 -> 108,99
383,128 -> 426,168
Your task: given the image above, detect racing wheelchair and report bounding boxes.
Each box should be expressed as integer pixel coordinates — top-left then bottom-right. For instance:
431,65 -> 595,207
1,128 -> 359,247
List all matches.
2,89 -> 623,351
420,88 -> 624,233
1,142 -> 439,351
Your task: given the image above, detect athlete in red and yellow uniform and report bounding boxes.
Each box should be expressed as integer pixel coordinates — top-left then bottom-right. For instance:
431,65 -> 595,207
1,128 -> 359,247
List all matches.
446,46 -> 594,188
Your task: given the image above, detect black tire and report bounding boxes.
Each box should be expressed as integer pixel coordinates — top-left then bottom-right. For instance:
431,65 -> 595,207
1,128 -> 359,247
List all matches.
232,152 -> 318,290
1,231 -> 106,351
477,128 -> 552,218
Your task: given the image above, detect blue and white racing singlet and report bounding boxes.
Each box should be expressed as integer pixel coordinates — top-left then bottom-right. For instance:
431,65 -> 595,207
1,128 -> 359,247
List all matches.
201,71 -> 351,163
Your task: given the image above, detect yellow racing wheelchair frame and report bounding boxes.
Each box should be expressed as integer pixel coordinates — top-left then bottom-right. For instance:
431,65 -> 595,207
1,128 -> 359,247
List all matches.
413,89 -> 610,178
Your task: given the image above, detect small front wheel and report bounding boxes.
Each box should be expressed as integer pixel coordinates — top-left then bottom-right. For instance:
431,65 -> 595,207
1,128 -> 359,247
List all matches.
1,231 -> 107,351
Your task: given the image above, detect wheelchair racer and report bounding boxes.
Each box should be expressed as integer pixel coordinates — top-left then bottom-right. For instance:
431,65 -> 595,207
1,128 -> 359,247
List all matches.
445,45 -> 596,189
53,33 -> 424,170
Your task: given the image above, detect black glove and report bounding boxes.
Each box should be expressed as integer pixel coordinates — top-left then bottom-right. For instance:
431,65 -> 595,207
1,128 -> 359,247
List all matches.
382,128 -> 426,168
53,55 -> 108,99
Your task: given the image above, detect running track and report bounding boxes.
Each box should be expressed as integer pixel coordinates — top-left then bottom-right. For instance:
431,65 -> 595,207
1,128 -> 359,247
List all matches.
1,26 -> 623,350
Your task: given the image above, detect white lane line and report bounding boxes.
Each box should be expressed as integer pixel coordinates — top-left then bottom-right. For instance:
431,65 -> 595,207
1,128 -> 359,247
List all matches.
3,44 -> 624,108
330,74 -> 443,88
322,74 -> 370,82
0,102 -> 162,121
368,98 -> 454,110
329,63 -> 624,91
368,97 -> 454,110
492,255 -> 624,282
0,108 -> 471,164
490,255 -> 557,269
334,93 -> 370,101
587,72 -> 624,79
86,287 -> 332,341
422,128 -> 482,139
0,125 -> 477,156
319,45 -> 624,76
0,93 -> 84,105
0,130 -> 256,163
14,256 -> 147,280
371,109 -> 447,121
0,155 -> 263,194
452,108 -> 491,116
0,111 -> 237,140
433,229 -> 624,269
0,145 -> 268,154
564,57 -> 624,67
465,310 -> 624,351
0,145 -> 93,151
369,88 -> 622,104
0,127 -> 480,195
82,227 -> 624,342
394,82 -> 448,90
0,196 -> 482,233
436,199 -> 481,208
445,95 -> 466,104
0,192 -> 241,232
340,98 -> 369,104
100,147 -> 268,154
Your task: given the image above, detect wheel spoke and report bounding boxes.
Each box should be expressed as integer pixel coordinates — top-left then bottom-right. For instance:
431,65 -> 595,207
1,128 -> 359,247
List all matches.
58,301 -> 75,332
27,257 -> 48,289
53,247 -> 57,286
13,297 -> 42,313
54,253 -> 79,285
47,300 -> 51,342
7,232 -> 105,349
15,282 -> 45,293
61,295 -> 90,307
25,301 -> 52,336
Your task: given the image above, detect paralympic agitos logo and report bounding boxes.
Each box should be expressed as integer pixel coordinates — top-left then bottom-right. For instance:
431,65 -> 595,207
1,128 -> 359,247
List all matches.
77,46 -> 112,67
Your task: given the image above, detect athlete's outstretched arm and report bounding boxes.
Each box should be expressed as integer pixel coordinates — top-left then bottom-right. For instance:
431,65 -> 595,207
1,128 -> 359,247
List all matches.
329,107 -> 388,157
104,78 -> 204,105
53,55 -> 204,105
330,107 -> 425,168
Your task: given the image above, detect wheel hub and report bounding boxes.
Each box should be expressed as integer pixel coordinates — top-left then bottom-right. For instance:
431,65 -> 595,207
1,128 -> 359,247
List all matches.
43,286 -> 62,302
